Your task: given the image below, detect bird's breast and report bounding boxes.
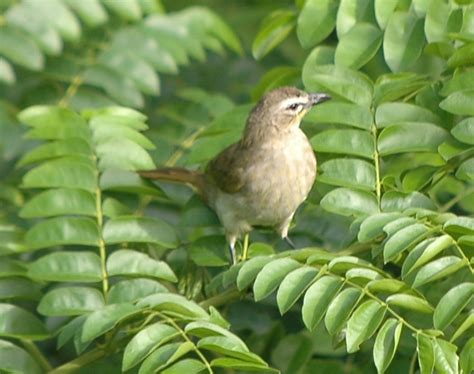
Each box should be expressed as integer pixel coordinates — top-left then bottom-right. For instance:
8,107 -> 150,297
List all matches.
241,130 -> 316,224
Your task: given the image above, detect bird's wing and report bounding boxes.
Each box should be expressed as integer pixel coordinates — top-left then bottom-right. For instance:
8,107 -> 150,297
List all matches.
205,142 -> 248,193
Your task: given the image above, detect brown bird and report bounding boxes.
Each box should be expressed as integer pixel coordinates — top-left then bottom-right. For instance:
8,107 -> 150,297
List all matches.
139,87 -> 331,264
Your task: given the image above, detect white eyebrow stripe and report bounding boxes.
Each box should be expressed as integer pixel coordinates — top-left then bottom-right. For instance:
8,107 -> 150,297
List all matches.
279,97 -> 308,110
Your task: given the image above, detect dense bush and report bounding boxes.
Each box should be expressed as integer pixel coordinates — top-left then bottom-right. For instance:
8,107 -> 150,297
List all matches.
0,0 -> 473,373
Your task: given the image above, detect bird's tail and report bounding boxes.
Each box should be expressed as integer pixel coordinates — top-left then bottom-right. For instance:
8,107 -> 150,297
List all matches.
138,167 -> 207,199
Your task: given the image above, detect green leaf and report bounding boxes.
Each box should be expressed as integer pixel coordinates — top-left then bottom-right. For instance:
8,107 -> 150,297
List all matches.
137,293 -> 208,320
302,64 -> 373,106
383,223 -> 429,263
306,102 -> 372,130
433,338 -> 459,374
103,216 -> 178,249
376,102 -> 441,128
138,342 -> 180,374
102,0 -> 142,21
276,267 -> 318,314
198,335 -> 265,364
185,320 -> 235,339
0,25 -> 43,70
297,0 -> 338,48
425,0 -> 461,43
374,319 -> 402,374
402,235 -> 454,277
324,287 -> 362,335
20,188 -> 96,218
161,359 -> 206,374
417,334 -> 435,374
82,303 -> 141,342
460,337 -> 474,374
412,256 -> 467,288
346,268 -> 383,284
378,123 -> 449,155
302,276 -> 343,331
189,235 -> 229,267
25,0 -> 81,42
109,279 -> 168,304
456,158 -> 474,182
89,119 -> 154,150
5,3 -> 62,56
336,0 -> 375,37
383,217 -> 417,236
211,357 -> 277,372
99,49 -> 159,95
100,169 -> 165,197
253,258 -> 301,301
346,300 -> 386,353
25,217 -> 100,250
123,322 -> 178,371
18,106 -> 90,140
320,188 -> 378,216
386,294 -> 433,314
448,43 -> 474,68
440,90 -> 474,116
381,191 -> 436,212
38,286 -> 105,316
22,157 -> 97,192
441,70 -> 474,97
28,251 -> 101,283
443,217 -> 474,235
358,213 -> 404,242
107,249 -> 177,282
271,333 -> 313,374
63,0 -> 108,27
0,304 -> 48,340
328,256 -> 378,274
335,23 -> 382,69
383,11 -> 425,71
318,158 -> 376,191
83,65 -> 143,108
375,73 -> 429,104
0,278 -> 42,301
367,279 -> 412,295
236,256 -> 273,291
451,118 -> 474,145
375,0 -> 401,29
252,10 -> 295,60
17,138 -> 92,167
96,138 -> 155,171
0,340 -> 42,374
451,314 -> 474,343
251,66 -> 301,100
0,57 -> 15,85
310,129 -> 374,159
434,283 -> 474,330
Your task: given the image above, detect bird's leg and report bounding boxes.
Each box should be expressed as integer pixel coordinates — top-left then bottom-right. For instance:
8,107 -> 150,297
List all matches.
278,214 -> 296,249
228,237 -> 237,265
284,236 -> 296,249
241,233 -> 250,261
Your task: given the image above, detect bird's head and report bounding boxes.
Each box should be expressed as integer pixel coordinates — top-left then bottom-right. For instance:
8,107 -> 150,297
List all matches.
244,87 -> 331,142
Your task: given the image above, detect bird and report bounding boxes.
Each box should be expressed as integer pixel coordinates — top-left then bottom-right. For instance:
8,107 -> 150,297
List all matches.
139,87 -> 331,264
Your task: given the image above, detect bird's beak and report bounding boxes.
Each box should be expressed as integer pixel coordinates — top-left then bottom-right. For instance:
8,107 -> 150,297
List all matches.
308,93 -> 331,107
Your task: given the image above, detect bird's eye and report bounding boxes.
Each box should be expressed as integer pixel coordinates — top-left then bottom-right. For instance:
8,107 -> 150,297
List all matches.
288,103 -> 300,111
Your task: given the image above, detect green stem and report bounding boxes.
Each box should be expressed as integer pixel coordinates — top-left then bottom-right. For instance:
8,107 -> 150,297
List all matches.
242,233 -> 250,261
48,349 -> 105,374
157,312 -> 213,374
439,185 -> 474,213
58,74 -> 83,108
371,108 -> 382,211
96,184 -> 109,298
199,288 -> 241,309
21,341 -> 52,372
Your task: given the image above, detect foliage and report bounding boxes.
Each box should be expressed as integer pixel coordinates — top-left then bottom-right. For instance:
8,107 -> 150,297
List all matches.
0,0 -> 473,373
